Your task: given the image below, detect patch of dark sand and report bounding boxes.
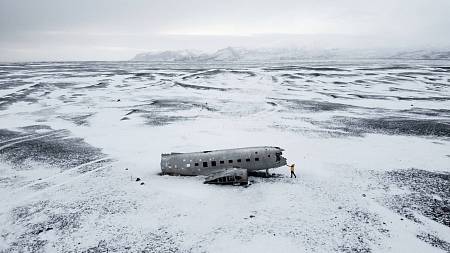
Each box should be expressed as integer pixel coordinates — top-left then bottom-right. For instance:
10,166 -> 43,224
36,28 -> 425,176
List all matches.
373,169 -> 450,251
379,169 -> 450,227
315,117 -> 450,137
417,233 -> 450,252
270,98 -> 356,112
174,81 -> 230,91
0,126 -> 105,170
143,115 -> 195,126
58,113 -> 95,126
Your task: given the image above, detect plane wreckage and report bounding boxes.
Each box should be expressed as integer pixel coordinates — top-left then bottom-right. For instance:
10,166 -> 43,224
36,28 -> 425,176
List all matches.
161,146 -> 287,185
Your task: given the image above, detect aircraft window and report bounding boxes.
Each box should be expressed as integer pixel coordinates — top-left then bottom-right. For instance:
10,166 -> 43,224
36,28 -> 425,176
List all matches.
228,160 -> 233,163
220,161 -> 224,164
203,162 -> 208,167
195,163 -> 199,166
255,152 -> 258,154
186,164 -> 191,167
276,152 -> 281,161
268,155 -> 271,157
212,161 -> 217,166
255,157 -> 259,161
237,159 -> 242,163
245,158 -> 250,162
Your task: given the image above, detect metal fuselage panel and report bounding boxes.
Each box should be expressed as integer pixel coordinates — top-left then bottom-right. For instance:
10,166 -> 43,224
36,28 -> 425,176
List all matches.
160,146 -> 287,176
204,168 -> 248,185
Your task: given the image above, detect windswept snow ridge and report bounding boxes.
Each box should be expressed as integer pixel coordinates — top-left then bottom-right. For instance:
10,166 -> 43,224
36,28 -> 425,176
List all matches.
0,60 -> 449,252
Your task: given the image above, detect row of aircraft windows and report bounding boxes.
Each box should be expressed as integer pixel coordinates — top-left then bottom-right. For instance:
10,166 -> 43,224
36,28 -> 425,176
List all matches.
167,154 -> 274,169
194,157 -> 261,167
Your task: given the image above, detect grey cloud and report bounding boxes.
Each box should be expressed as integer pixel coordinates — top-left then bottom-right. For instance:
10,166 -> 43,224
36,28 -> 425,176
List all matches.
1,0 -> 449,61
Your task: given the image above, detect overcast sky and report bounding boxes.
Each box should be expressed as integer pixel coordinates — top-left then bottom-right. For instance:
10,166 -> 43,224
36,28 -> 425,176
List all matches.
1,0 -> 450,61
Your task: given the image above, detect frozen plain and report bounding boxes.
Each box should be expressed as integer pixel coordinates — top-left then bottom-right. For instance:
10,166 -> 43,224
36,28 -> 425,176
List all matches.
0,60 -> 449,252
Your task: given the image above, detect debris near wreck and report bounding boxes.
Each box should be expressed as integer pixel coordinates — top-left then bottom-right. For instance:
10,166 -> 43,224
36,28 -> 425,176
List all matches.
204,168 -> 248,185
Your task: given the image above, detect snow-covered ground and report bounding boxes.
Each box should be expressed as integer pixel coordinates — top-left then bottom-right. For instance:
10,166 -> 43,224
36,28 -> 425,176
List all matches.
0,60 -> 449,252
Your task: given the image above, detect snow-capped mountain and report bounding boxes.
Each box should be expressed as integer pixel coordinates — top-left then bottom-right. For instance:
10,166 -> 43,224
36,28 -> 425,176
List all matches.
132,49 -> 206,61
207,47 -> 243,61
131,47 -> 450,61
390,50 -> 450,60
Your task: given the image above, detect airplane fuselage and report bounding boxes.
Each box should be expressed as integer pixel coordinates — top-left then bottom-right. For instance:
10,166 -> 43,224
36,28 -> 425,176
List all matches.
160,146 -> 287,176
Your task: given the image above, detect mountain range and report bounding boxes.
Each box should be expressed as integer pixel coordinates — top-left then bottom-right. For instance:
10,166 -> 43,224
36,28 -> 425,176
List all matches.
131,47 -> 450,61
